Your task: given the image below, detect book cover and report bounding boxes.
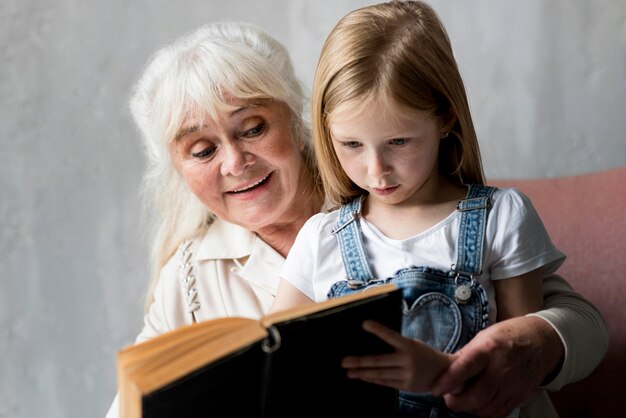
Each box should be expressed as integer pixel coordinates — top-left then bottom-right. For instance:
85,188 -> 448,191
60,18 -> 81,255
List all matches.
118,283 -> 403,417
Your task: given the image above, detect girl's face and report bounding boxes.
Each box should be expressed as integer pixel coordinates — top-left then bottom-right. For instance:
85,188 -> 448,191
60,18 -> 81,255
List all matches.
169,98 -> 306,232
329,97 -> 444,208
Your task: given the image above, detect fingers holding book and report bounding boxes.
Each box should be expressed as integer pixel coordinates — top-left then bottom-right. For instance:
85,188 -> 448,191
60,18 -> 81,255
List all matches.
342,320 -> 454,393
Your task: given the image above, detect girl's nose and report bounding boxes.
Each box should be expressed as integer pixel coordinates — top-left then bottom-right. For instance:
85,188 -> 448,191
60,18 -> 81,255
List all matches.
368,149 -> 391,177
220,142 -> 254,177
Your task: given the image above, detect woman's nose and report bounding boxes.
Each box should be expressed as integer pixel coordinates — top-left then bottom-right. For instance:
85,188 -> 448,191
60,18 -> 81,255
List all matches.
220,142 -> 253,177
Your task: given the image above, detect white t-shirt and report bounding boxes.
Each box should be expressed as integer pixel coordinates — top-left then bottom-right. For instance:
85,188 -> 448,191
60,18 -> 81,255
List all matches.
281,187 -> 565,323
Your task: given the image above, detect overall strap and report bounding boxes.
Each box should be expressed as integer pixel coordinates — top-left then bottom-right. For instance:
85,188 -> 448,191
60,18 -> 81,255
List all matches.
454,185 -> 496,276
331,196 -> 375,283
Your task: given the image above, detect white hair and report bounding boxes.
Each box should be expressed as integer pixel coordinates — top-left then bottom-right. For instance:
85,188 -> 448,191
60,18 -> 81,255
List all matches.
130,21 -> 311,310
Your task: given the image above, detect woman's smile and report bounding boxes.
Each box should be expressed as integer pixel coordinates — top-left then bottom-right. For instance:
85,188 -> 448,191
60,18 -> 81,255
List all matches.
225,172 -> 275,202
227,173 -> 272,194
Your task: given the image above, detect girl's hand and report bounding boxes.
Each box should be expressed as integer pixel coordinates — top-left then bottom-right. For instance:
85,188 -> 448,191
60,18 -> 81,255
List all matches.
341,320 -> 453,393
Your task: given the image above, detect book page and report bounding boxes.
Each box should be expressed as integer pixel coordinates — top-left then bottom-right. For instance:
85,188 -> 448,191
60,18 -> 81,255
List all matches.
118,317 -> 266,396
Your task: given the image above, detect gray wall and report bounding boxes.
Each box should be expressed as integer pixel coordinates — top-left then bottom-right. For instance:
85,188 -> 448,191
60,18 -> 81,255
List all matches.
1,1 -> 624,417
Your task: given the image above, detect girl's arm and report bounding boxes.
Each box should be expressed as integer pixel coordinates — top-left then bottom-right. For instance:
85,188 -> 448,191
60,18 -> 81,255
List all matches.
339,270 -> 545,396
266,279 -> 314,315
494,269 -> 544,320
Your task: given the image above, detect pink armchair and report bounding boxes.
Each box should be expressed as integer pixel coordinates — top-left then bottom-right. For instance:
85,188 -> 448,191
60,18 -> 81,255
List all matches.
491,166 -> 626,418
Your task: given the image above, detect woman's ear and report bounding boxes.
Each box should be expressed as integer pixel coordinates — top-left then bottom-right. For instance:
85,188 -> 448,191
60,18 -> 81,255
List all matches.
299,134 -> 305,151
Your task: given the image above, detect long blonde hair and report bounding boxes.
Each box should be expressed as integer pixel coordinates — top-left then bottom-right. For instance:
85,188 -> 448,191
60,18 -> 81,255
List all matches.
130,21 -> 319,310
312,0 -> 485,205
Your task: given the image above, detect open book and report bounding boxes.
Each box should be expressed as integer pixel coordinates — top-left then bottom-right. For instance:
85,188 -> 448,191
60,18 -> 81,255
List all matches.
117,283 -> 403,418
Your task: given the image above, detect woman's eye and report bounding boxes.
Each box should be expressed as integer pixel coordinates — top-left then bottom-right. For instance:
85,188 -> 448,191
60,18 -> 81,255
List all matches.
390,138 -> 407,145
191,146 -> 217,159
242,122 -> 266,139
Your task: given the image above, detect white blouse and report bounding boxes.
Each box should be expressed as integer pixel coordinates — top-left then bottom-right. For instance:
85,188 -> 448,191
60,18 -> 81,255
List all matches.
137,218 -> 283,344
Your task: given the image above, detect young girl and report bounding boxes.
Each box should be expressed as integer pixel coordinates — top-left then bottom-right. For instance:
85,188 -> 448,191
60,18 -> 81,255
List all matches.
269,1 -> 565,416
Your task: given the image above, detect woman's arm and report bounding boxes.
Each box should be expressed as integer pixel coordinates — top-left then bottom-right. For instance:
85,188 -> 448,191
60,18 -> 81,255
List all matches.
431,273 -> 608,417
431,313 -> 562,417
528,273 -> 608,390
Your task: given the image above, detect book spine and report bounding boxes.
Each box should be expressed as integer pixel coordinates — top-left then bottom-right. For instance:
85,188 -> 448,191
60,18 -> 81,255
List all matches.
260,325 -> 280,418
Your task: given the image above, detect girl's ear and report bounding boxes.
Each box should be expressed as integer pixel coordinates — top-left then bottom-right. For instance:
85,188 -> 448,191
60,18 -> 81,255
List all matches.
440,111 -> 457,137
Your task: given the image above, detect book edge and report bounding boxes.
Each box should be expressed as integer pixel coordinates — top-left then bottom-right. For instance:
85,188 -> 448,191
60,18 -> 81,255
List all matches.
261,283 -> 398,326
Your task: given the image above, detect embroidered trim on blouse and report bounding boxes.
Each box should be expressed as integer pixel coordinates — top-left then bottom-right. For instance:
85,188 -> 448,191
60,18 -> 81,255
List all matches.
178,240 -> 200,320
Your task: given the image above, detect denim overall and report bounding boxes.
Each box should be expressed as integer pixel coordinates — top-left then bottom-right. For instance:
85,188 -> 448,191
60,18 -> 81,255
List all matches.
327,185 -> 494,418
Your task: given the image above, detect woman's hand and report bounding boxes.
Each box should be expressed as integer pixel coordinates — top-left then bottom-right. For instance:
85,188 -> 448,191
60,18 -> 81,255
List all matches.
431,315 -> 564,418
341,320 -> 453,393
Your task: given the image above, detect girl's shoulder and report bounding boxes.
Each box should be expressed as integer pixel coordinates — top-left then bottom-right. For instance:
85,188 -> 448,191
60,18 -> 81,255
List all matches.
485,186 -> 544,229
301,208 -> 342,235
489,186 -> 534,213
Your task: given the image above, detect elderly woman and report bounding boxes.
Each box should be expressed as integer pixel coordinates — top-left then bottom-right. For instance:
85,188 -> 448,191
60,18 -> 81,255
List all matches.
106,21 -> 606,418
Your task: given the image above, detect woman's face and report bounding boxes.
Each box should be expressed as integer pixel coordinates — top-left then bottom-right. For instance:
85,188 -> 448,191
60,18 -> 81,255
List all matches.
170,98 -> 306,232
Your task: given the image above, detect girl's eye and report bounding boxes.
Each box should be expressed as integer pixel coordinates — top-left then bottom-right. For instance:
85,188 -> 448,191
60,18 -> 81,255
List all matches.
390,138 -> 407,145
191,145 -> 217,159
242,122 -> 266,139
343,141 -> 361,149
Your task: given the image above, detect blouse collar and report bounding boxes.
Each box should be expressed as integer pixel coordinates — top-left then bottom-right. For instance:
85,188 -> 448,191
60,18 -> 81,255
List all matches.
193,218 -> 285,295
